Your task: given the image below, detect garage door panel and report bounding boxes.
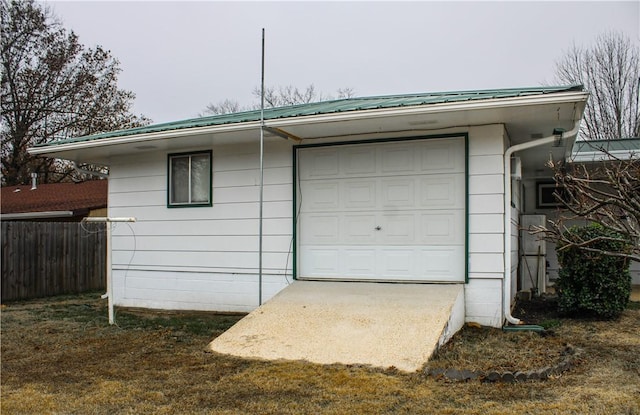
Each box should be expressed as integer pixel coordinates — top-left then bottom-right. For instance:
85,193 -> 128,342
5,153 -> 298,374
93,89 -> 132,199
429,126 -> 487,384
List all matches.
381,178 -> 415,207
298,137 -> 465,282
342,249 -> 377,276
298,148 -> 340,179
419,246 -> 465,281
343,214 -> 377,243
341,147 -> 376,176
300,214 -> 340,244
379,248 -> 416,277
343,180 -> 377,209
420,174 -> 464,207
381,214 -> 416,243
303,182 -> 340,211
420,139 -> 465,173
301,245 -> 464,282
420,211 -> 464,245
381,145 -> 415,173
301,248 -> 340,276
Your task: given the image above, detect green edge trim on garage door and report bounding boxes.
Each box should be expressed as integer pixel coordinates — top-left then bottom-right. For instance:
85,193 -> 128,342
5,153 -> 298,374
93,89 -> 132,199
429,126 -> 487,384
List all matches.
291,132 -> 470,283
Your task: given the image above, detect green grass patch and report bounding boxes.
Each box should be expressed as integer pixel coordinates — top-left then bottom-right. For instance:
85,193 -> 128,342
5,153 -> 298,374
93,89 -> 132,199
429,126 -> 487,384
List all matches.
627,301 -> 640,310
539,319 -> 563,329
113,311 -> 243,336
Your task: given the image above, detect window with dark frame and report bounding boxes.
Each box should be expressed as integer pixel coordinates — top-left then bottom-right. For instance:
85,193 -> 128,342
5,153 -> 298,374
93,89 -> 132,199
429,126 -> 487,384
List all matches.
168,151 -> 212,207
536,181 -> 566,208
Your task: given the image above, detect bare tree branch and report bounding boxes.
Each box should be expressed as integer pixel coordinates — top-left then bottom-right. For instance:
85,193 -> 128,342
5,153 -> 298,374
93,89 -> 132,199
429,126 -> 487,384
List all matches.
533,148 -> 639,262
538,32 -> 640,261
201,84 -> 357,116
1,0 -> 149,185
200,99 -> 244,116
553,32 -> 640,141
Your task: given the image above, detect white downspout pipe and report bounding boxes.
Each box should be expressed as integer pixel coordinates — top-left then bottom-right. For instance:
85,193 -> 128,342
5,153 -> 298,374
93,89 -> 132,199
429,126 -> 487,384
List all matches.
503,121 -> 580,325
84,217 -> 136,325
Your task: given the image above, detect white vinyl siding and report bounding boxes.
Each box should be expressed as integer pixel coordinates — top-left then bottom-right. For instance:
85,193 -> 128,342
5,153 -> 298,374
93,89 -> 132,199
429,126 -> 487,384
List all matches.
108,141 -> 293,311
464,279 -> 503,325
466,124 -> 509,327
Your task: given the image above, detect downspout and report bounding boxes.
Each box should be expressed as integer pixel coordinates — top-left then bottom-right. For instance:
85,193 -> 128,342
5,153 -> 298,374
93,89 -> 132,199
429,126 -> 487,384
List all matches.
84,216 -> 136,325
503,121 -> 580,325
72,162 -> 113,320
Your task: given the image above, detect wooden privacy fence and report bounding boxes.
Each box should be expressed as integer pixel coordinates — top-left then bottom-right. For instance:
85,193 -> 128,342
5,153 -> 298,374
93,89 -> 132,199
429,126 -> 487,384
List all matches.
1,221 -> 107,302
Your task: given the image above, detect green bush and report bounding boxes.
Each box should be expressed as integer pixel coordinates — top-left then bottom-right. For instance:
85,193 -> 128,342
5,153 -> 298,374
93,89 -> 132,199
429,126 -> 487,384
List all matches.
556,224 -> 632,318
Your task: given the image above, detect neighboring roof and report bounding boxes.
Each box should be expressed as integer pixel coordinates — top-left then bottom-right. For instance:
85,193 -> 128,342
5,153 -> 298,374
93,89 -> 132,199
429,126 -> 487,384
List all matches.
34,85 -> 584,148
571,138 -> 640,162
0,180 -> 107,216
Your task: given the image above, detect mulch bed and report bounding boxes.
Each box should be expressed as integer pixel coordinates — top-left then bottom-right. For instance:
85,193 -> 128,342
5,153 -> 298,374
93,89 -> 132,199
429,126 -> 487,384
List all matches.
512,294 -> 562,324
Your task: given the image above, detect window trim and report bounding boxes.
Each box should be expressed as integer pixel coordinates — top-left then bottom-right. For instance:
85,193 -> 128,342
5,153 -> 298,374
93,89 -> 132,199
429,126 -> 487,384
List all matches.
167,150 -> 213,208
536,181 -> 565,209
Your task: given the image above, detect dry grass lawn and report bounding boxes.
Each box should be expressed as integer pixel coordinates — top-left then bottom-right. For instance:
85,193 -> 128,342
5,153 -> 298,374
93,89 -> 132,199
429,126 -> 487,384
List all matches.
1,292 -> 639,414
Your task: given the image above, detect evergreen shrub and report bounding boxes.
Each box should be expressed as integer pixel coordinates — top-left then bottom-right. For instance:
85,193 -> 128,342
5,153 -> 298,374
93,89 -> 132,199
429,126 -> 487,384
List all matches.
556,224 -> 632,318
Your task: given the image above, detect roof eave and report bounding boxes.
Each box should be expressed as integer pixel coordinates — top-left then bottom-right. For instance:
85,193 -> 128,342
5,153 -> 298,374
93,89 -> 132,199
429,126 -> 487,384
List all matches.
28,90 -> 589,157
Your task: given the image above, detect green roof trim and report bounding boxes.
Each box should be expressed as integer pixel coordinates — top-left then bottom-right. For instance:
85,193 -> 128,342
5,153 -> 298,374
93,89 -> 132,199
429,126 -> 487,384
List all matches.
571,138 -> 640,162
572,138 -> 640,154
35,85 -> 584,148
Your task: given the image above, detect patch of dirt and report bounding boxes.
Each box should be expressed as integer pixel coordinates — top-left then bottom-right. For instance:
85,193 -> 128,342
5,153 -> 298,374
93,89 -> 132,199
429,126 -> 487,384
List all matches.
512,294 -> 562,325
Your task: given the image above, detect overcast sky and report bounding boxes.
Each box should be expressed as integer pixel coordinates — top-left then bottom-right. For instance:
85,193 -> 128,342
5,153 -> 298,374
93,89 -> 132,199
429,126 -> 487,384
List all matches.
46,1 -> 639,124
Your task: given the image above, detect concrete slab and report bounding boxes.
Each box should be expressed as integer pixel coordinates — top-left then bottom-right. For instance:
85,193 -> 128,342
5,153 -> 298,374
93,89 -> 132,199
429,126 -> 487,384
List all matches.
208,281 -> 464,372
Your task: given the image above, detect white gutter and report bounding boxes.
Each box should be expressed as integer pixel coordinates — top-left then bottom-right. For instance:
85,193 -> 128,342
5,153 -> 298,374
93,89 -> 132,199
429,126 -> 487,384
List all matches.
1,211 -> 74,220
503,121 -> 580,325
28,92 -> 588,156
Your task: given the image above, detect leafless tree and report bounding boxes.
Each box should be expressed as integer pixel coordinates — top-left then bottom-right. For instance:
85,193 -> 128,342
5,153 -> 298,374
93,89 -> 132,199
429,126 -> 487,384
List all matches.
336,87 -> 356,99
540,32 -> 640,260
536,148 -> 639,262
254,84 -> 324,108
0,0 -> 149,186
201,99 -> 245,116
554,32 -> 640,141
202,84 -> 356,116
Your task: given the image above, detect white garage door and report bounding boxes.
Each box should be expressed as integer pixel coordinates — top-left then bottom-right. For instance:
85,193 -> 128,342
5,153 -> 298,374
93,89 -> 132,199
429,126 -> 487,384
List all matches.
297,137 -> 466,282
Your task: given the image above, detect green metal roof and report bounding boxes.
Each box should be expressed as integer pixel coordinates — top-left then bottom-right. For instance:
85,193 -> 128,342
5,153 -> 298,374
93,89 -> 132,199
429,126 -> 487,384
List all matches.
35,85 -> 584,148
571,138 -> 640,162
572,138 -> 640,154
